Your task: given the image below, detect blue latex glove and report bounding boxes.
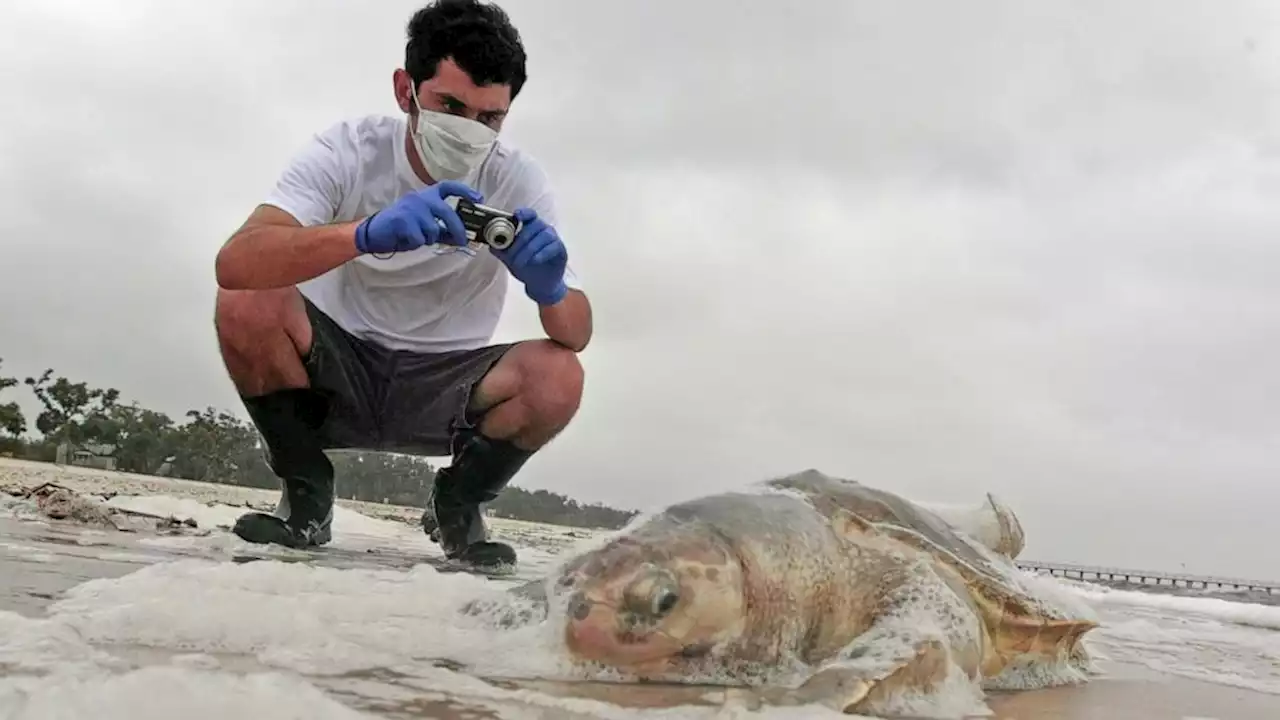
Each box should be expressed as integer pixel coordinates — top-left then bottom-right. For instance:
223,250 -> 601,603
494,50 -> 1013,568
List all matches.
354,180 -> 484,254
492,208 -> 569,305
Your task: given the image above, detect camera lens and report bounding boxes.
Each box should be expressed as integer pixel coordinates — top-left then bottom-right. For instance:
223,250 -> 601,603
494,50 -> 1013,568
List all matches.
484,218 -> 516,250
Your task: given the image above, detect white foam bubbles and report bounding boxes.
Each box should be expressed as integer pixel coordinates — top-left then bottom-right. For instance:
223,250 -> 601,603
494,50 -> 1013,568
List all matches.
3,664 -> 371,720
0,610 -> 124,677
0,609 -> 360,719
43,557 -> 569,680
1047,578 -> 1280,695
1071,582 -> 1280,631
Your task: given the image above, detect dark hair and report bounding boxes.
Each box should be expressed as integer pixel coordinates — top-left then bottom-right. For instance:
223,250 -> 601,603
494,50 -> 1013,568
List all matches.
405,0 -> 528,100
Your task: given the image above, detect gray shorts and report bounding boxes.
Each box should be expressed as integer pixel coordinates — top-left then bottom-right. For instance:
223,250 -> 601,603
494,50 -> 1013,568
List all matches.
299,296 -> 515,457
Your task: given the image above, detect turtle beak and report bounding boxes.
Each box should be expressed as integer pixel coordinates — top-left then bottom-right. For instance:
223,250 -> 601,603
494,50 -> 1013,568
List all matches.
563,590 -> 681,669
563,590 -> 616,661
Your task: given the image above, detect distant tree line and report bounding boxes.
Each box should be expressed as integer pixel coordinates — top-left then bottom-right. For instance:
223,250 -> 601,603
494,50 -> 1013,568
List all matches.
0,358 -> 638,530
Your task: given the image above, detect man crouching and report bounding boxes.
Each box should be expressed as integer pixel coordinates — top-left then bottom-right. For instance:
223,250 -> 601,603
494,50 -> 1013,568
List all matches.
212,0 -> 590,569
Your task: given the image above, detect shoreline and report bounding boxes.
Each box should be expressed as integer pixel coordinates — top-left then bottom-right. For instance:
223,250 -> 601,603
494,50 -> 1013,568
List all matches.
3,456 -> 1278,718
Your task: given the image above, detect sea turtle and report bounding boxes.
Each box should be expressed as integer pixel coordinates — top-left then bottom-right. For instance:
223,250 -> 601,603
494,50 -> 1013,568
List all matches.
469,469 -> 1099,716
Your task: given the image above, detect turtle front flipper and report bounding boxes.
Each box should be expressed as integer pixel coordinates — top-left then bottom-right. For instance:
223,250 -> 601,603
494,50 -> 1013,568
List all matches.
761,624 -> 959,715
747,509 -> 989,714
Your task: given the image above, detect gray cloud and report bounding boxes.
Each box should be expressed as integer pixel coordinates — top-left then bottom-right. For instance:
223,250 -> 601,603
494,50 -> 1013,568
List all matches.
3,0 -> 1279,578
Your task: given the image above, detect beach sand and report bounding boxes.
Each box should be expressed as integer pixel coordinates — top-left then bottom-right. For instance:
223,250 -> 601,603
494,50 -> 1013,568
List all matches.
446,666 -> 1279,719
2,457 -> 1277,719
985,669 -> 1279,720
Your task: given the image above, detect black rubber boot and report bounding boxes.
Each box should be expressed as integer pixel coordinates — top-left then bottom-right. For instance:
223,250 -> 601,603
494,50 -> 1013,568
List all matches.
420,426 -> 531,568
231,389 -> 335,549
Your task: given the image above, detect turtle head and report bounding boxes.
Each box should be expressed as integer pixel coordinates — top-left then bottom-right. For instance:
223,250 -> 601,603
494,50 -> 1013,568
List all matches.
556,523 -> 746,675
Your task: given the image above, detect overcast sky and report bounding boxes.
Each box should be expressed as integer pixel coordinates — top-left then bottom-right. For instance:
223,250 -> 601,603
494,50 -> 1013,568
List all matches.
4,0 -> 1280,578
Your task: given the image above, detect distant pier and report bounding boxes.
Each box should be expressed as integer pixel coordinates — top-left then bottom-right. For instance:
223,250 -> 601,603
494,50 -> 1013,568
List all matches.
1016,560 -> 1280,595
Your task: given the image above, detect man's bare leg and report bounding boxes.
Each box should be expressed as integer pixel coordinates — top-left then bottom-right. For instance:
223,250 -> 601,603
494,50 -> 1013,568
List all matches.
215,287 -> 314,396
469,339 -> 585,449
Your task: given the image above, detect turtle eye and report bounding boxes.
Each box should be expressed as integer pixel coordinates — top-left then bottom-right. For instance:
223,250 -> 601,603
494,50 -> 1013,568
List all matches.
624,568 -> 681,621
650,586 -> 680,614
651,586 -> 679,617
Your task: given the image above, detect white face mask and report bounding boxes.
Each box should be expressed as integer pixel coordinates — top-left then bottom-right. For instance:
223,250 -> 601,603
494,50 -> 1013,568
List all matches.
409,92 -> 498,183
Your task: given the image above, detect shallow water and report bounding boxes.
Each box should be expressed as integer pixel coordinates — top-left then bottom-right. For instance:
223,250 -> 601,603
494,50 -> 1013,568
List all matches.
2,460 -> 1279,719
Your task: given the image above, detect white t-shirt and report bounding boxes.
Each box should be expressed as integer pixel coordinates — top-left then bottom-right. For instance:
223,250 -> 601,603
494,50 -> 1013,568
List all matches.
261,114 -> 582,354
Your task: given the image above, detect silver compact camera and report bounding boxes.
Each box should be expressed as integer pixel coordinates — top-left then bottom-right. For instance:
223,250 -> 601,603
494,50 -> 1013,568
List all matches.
446,197 -> 522,251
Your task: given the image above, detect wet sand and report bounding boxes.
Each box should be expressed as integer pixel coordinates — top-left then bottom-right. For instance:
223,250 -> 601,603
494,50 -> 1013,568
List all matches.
985,670 -> 1280,719
440,669 -> 1280,719
3,459 -> 1278,719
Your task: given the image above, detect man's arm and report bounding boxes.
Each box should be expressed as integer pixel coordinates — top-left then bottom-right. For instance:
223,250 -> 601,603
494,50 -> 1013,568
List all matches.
218,120 -> 363,290
215,205 -> 362,290
538,289 -> 593,352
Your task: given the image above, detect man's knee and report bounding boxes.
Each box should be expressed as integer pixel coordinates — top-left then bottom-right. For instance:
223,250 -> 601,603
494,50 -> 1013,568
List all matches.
513,340 -> 584,426
215,288 -> 309,351
214,287 -> 313,395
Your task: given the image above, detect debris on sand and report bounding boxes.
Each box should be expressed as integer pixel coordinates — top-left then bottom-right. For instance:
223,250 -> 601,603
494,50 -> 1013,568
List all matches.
6,482 -> 209,536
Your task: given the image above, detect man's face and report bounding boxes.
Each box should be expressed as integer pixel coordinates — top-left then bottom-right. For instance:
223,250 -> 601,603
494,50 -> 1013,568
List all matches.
394,58 -> 512,132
